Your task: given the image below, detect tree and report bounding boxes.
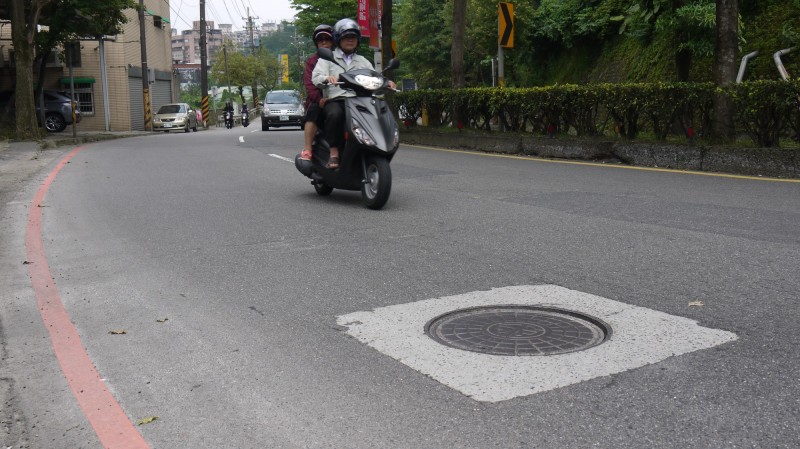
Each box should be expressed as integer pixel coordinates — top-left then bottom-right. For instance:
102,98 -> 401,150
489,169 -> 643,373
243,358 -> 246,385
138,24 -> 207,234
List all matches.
290,0 -> 356,37
211,47 -> 262,104
713,0 -> 738,141
6,0 -> 55,139
451,0 -> 466,89
395,0 -> 452,88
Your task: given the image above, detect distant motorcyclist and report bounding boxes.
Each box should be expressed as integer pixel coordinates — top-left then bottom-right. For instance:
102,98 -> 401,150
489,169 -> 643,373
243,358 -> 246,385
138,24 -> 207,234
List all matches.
241,103 -> 250,126
223,102 -> 234,128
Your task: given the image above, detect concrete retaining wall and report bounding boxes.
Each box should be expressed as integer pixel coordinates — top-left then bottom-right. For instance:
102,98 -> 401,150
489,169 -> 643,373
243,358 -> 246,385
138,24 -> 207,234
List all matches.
401,128 -> 800,179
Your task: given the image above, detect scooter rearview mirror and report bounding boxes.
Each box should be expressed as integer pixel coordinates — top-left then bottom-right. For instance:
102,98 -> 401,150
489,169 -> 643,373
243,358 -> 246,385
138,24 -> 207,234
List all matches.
317,47 -> 335,61
317,47 -> 346,70
384,58 -> 400,72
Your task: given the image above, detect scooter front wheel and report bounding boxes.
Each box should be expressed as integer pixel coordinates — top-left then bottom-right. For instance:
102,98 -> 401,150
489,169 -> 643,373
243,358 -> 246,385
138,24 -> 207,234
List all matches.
362,156 -> 391,210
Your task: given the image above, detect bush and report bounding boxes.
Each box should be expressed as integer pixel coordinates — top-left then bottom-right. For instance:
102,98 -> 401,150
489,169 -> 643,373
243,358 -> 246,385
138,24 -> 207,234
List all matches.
394,80 -> 800,147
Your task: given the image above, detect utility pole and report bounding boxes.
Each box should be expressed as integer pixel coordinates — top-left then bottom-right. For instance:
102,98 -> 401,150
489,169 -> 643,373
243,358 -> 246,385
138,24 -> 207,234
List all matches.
243,8 -> 258,56
289,29 -> 304,85
243,8 -> 259,107
138,0 -> 151,131
200,0 -> 209,127
223,44 -> 232,106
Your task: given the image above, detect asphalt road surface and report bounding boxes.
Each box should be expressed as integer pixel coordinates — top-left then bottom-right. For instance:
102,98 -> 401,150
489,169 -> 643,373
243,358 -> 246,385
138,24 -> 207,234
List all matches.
1,125 -> 799,448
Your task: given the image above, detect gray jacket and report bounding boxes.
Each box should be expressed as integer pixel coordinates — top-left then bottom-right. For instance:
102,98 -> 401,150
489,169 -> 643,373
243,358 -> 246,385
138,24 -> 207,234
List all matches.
312,47 -> 374,100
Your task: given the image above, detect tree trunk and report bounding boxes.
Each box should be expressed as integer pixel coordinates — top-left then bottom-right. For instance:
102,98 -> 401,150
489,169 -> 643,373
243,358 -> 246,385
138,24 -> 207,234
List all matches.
451,0 -> 466,127
673,0 -> 691,81
712,0 -> 738,142
451,0 -> 466,89
9,0 -> 46,140
381,0 -> 393,75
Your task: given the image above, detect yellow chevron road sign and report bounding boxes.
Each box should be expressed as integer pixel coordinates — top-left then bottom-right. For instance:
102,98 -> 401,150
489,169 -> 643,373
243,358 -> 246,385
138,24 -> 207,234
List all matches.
499,2 -> 514,48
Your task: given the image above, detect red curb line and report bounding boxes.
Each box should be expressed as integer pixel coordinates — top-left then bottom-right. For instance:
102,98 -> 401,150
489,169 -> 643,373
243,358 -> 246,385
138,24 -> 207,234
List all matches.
26,146 -> 150,449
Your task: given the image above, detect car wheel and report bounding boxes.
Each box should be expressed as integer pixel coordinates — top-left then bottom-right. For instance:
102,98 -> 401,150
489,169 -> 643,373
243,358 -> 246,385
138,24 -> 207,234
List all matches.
45,113 -> 66,132
262,121 -> 269,131
184,124 -> 190,133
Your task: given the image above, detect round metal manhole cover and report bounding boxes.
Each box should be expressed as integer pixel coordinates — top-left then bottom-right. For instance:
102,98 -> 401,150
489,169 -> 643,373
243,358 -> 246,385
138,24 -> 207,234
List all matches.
425,306 -> 611,356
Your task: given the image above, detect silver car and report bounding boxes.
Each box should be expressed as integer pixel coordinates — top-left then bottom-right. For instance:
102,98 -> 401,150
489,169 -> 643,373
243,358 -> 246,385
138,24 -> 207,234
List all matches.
153,103 -> 198,133
261,90 -> 304,131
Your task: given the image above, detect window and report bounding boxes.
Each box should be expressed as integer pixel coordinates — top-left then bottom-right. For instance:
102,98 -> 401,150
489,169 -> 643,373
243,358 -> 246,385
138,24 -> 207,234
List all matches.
60,81 -> 95,116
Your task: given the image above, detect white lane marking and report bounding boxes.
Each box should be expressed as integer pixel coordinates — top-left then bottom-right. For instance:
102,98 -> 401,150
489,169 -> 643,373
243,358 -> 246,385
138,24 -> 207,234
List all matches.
250,129 -> 259,133
269,154 -> 294,163
337,284 -> 738,403
238,136 -> 245,143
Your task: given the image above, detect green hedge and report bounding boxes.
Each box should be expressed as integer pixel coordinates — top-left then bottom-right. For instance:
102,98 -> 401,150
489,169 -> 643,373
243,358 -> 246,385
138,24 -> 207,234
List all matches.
394,81 -> 800,147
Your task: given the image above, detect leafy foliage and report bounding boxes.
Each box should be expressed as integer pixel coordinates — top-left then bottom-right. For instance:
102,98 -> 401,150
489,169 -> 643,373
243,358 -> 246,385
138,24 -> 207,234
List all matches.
395,80 -> 798,147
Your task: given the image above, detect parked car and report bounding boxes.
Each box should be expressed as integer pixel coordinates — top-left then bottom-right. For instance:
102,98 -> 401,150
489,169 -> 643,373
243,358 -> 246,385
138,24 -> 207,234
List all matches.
0,89 -> 82,132
153,103 -> 198,133
262,90 -> 304,131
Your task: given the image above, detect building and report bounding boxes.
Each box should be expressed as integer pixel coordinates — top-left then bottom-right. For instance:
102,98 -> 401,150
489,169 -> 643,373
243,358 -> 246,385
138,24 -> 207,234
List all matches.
0,1 -> 175,132
170,21 -> 226,65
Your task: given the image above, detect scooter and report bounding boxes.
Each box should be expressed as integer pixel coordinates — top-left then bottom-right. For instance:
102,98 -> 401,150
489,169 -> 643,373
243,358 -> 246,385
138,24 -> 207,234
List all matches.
224,111 -> 233,129
242,110 -> 250,127
295,48 -> 400,210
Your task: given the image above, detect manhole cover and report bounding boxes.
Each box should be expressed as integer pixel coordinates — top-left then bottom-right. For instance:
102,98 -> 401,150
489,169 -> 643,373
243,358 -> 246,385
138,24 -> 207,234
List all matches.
425,306 -> 610,356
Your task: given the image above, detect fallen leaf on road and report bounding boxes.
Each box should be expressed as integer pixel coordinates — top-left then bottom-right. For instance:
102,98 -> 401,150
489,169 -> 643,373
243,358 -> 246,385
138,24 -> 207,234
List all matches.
156,318 -> 168,323
688,301 -> 704,307
109,329 -> 127,335
137,416 -> 158,426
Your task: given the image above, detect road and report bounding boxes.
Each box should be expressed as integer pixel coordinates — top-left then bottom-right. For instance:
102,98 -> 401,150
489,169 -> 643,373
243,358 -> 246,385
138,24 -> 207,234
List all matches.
1,126 -> 799,448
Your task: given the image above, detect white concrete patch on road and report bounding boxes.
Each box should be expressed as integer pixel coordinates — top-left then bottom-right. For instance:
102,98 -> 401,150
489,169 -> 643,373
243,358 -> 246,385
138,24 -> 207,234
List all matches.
239,136 -> 245,143
269,154 -> 294,163
337,284 -> 737,402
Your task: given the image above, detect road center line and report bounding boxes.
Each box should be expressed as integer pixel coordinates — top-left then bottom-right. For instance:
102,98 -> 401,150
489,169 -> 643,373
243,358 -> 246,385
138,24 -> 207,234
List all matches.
26,146 -> 150,448
269,154 -> 294,163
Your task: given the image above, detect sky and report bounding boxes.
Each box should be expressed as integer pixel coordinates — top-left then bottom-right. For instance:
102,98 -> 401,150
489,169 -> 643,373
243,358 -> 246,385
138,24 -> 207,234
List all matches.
168,0 -> 298,32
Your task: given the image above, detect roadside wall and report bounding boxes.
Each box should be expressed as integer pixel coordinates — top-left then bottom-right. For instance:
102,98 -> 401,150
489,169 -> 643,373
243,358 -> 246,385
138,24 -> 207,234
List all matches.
400,128 -> 800,179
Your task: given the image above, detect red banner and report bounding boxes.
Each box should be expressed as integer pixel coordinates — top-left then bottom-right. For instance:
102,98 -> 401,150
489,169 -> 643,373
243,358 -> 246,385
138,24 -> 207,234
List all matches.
368,0 -> 381,49
358,0 -> 370,37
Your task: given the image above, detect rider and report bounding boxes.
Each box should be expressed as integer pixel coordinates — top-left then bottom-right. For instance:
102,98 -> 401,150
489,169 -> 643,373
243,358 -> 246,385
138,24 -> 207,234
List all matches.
240,102 -> 249,123
312,18 -> 394,169
300,24 -> 334,161
223,102 -> 234,127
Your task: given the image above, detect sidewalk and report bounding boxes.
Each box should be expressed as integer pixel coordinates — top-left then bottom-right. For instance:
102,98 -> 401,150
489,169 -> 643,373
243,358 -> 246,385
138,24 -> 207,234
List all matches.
36,129 -> 155,149
0,130 -> 158,208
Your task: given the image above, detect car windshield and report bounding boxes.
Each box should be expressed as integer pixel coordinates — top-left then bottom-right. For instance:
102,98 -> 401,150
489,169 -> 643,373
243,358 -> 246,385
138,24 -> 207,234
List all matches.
267,92 -> 299,104
157,105 -> 185,114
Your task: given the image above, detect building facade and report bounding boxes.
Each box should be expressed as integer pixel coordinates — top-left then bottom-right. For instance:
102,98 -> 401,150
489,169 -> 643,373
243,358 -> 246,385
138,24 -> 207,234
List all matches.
0,1 -> 174,132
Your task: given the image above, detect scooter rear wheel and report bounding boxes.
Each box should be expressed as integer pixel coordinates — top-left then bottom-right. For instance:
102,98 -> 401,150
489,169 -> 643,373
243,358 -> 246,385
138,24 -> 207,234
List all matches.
362,156 -> 391,210
314,182 -> 333,196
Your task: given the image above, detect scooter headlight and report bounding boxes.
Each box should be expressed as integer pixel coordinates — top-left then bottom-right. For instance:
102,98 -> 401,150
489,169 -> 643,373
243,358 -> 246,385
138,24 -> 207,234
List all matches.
354,74 -> 383,90
352,120 -> 376,146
